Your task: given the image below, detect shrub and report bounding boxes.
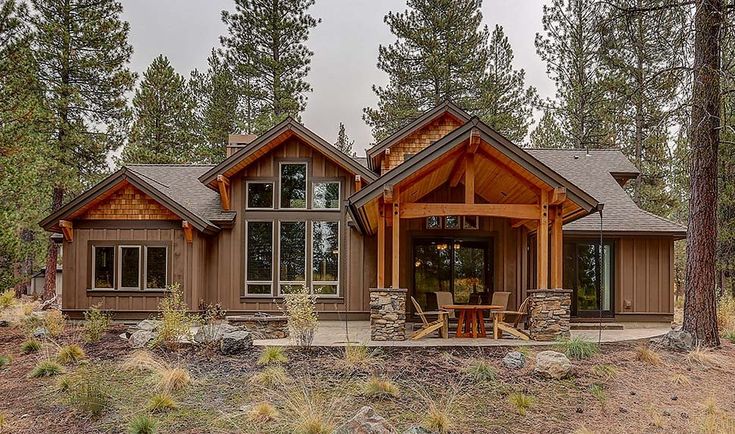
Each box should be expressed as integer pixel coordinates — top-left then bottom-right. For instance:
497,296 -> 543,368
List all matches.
82,305 -> 112,342
157,366 -> 191,393
282,286 -> 318,348
723,330 -> 735,344
57,344 -> 86,365
21,339 -> 41,354
258,346 -> 288,366
44,310 -> 66,337
591,364 -> 617,381
507,392 -> 535,416
247,402 -> 278,423
0,355 -> 10,369
121,350 -> 165,373
717,294 -> 735,332
68,377 -> 108,416
30,360 -> 62,378
251,366 -> 290,387
128,414 -> 158,434
0,289 -> 16,310
555,336 -> 598,360
463,359 -> 497,383
363,377 -> 400,399
154,283 -> 196,349
343,344 -> 373,367
147,393 -> 177,412
635,345 -> 662,365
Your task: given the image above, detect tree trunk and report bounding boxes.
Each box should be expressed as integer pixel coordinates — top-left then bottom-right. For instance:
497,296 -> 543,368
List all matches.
683,0 -> 722,347
43,186 -> 64,300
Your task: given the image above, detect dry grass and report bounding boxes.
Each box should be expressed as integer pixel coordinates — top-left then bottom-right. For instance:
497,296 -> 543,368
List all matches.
57,344 -> 86,365
635,345 -> 662,365
717,294 -> 735,332
508,392 -> 535,416
591,364 -> 617,382
700,397 -> 735,434
147,393 -> 177,412
671,372 -> 691,386
43,310 -> 66,337
82,306 -> 111,343
362,377 -> 400,399
257,346 -> 288,366
687,344 -> 718,368
121,350 -> 166,373
247,402 -> 279,423
282,386 -> 338,434
0,289 -> 15,310
418,388 -> 460,434
157,366 -> 191,393
251,366 -> 291,387
343,344 -> 374,367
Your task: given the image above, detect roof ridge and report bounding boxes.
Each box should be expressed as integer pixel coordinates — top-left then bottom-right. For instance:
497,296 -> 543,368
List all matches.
124,163 -> 215,167
524,147 -> 624,152
637,208 -> 687,229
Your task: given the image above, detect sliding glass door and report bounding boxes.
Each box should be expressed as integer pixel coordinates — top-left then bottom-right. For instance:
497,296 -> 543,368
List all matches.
563,240 -> 614,317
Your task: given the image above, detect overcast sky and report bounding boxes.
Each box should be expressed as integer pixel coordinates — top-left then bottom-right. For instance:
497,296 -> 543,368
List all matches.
121,0 -> 553,155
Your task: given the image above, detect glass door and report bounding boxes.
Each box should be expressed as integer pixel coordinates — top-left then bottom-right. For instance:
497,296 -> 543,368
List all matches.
563,240 -> 614,317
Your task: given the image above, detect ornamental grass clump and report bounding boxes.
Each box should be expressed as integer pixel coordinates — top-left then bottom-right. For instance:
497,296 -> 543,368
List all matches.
283,286 -> 318,348
251,366 -> 291,387
128,414 -> 158,434
247,402 -> 279,423
363,377 -> 400,399
343,344 -> 373,367
57,344 -> 86,365
463,359 -> 497,383
30,360 -> 62,378
258,346 -> 288,366
157,366 -> 191,393
0,355 -> 10,369
555,336 -> 598,360
21,339 -> 41,354
507,391 -> 535,416
44,310 -> 66,337
0,289 -> 16,310
67,377 -> 108,416
82,305 -> 112,342
282,386 -> 337,434
635,345 -> 662,365
147,393 -> 177,413
121,350 -> 166,373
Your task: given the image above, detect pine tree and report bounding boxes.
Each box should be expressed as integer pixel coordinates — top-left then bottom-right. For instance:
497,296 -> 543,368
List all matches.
718,6 -> 735,297
534,0 -> 609,150
221,0 -> 319,134
190,49 -> 239,164
476,25 -> 537,143
363,0 -> 491,141
529,111 -> 565,148
334,122 -> 354,155
122,55 -> 196,164
31,0 -> 135,298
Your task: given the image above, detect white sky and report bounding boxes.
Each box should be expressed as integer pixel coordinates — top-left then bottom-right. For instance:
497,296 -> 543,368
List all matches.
121,0 -> 553,155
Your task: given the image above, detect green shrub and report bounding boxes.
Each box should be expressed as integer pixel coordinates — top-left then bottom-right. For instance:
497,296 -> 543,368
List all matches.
147,393 -> 177,412
282,286 -> 318,348
464,359 -> 497,383
68,378 -> 108,416
0,355 -> 10,369
30,360 -> 62,378
0,289 -> 16,310
723,330 -> 735,344
153,283 -> 196,349
44,310 -> 66,337
21,339 -> 41,354
507,392 -> 535,416
258,346 -> 288,366
555,337 -> 599,360
128,414 -> 158,434
83,305 -> 112,342
363,377 -> 400,399
57,344 -> 86,365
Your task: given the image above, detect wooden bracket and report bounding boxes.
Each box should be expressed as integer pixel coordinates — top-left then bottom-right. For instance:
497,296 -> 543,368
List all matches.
216,175 -> 231,211
383,185 -> 394,204
354,174 -> 362,192
550,187 -> 567,205
59,220 -> 73,242
182,220 -> 193,243
465,153 -> 475,204
449,155 -> 466,187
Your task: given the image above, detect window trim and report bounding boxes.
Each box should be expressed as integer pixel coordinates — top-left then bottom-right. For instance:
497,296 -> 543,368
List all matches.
426,216 -> 443,230
277,220 -> 308,296
445,215 -> 461,229
143,245 -> 168,291
91,245 -> 116,290
244,220 -> 275,297
118,245 -> 142,290
312,180 -> 341,211
311,220 -> 340,297
279,161 -> 308,210
245,180 -> 275,210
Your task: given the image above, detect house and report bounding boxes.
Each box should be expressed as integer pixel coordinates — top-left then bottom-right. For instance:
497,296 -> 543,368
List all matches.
40,102 -> 685,324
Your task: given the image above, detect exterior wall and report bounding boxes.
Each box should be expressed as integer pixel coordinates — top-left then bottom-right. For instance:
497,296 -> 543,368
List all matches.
382,114 -> 462,174
80,184 -> 179,220
615,236 -> 675,318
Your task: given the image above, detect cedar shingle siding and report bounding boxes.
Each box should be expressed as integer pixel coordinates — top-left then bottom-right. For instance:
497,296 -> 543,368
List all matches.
81,185 -> 179,220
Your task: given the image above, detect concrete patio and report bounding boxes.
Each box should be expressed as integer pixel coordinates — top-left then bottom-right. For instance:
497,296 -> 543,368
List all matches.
253,320 -> 672,347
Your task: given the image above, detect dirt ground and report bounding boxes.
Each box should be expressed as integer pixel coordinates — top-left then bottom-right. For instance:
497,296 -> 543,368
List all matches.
1,322 -> 735,434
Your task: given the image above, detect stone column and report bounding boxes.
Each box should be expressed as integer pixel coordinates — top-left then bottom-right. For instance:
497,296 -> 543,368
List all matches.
528,288 -> 572,341
369,288 -> 407,341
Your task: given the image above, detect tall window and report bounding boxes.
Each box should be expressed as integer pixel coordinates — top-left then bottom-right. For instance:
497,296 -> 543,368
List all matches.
312,221 -> 339,295
563,240 -> 614,317
145,246 -> 167,289
247,181 -> 274,209
246,221 -> 274,295
313,182 -> 340,209
280,163 -> 307,209
119,246 -> 141,289
92,246 -> 115,289
279,221 -> 306,293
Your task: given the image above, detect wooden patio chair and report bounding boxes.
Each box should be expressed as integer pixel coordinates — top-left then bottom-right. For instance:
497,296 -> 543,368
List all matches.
410,296 -> 449,340
490,291 -> 511,310
491,297 -> 531,340
434,291 -> 455,319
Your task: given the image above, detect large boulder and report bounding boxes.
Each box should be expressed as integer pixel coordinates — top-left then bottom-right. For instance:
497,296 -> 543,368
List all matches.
534,351 -> 573,379
129,330 -> 157,348
651,329 -> 694,352
32,327 -> 49,339
134,319 -> 162,332
334,406 -> 396,434
194,323 -> 238,344
220,330 -> 253,355
502,351 -> 526,369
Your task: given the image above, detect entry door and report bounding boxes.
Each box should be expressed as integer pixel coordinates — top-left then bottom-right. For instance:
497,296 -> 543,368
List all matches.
413,239 -> 489,311
564,240 -> 614,317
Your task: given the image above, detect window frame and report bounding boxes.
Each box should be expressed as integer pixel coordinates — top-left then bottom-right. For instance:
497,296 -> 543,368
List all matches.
277,220 -> 308,295
310,220 -> 340,297
245,180 -> 275,210
143,245 -> 168,291
426,216 -> 443,230
244,220 -> 275,297
463,216 -> 479,230
91,245 -> 116,290
311,180 -> 341,210
117,245 -> 142,290
278,161 -> 308,210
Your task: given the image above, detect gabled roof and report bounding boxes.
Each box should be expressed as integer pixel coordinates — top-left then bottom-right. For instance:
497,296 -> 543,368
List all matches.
199,117 -> 378,188
528,149 -> 686,237
366,101 -> 471,170
40,165 -> 231,233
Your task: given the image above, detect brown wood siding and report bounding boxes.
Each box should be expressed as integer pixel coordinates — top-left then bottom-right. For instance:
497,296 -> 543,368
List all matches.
383,114 -> 462,174
616,236 -> 674,315
80,184 -> 179,220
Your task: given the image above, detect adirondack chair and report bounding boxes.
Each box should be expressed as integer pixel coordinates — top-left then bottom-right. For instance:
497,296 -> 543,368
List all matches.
410,296 -> 449,340
490,291 -> 511,310
491,297 -> 531,340
434,291 -> 455,319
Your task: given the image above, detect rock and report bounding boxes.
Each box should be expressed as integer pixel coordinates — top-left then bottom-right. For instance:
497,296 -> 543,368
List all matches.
534,351 -> 573,379
619,407 -> 628,414
129,330 -> 156,348
651,329 -> 694,352
671,395 -> 678,401
502,351 -> 526,369
194,323 -> 238,344
134,319 -> 162,332
118,332 -> 129,341
333,406 -> 396,434
220,330 -> 253,355
32,327 -> 49,338
0,320 -> 9,327
402,427 -> 435,434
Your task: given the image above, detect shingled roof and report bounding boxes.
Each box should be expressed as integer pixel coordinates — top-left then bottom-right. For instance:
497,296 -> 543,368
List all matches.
527,149 -> 686,237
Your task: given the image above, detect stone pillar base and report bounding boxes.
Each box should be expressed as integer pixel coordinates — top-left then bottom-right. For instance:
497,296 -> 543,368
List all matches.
369,288 -> 407,341
528,288 -> 572,341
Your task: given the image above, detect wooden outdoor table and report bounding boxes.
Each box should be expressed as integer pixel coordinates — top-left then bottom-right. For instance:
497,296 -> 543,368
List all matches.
441,304 -> 503,338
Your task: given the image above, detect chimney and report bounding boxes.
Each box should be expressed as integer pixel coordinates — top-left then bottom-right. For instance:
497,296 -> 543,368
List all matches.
227,134 -> 258,157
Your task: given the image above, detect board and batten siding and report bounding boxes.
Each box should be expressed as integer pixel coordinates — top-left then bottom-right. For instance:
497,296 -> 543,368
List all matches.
616,236 -> 675,316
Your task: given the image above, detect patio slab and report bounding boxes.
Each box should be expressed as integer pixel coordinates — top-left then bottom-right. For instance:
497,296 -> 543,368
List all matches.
253,320 -> 672,347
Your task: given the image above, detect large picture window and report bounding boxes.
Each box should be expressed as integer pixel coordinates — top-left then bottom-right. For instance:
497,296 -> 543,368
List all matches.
279,221 -> 306,293
92,246 -> 115,289
90,243 -> 169,291
280,163 -> 307,209
247,181 -> 274,209
312,221 -> 339,295
119,246 -> 141,289
313,182 -> 340,209
246,221 -> 274,295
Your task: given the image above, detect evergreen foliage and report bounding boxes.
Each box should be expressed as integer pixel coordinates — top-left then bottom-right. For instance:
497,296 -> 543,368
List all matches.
334,123 -> 354,155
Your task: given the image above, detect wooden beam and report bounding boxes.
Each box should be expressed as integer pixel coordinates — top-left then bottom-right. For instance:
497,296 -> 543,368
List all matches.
182,220 -> 193,243
383,185 -> 394,204
468,129 -> 481,154
550,187 -> 567,205
511,219 -> 532,229
59,220 -> 73,242
465,153 -> 475,204
477,147 -> 541,195
448,155 -> 466,188
392,186 -> 400,289
377,203 -> 385,287
536,190 -> 549,289
216,175 -> 231,211
550,206 -> 564,288
400,203 -> 540,220
354,175 -> 362,192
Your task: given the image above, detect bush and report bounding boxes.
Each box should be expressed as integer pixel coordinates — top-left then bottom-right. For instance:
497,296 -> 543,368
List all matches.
251,366 -> 290,387
635,345 -> 662,365
723,330 -> 735,344
247,402 -> 279,423
343,345 -> 373,367
83,305 -> 112,342
717,294 -> 735,333
157,366 -> 191,393
0,355 -> 10,369
463,359 -> 497,383
282,286 -> 318,348
147,393 -> 177,412
21,339 -> 41,354
258,346 -> 288,366
0,289 -> 16,310
154,283 -> 196,348
44,310 -> 66,337
507,392 -> 535,416
57,344 -> 86,365
128,414 -> 158,434
363,377 -> 400,399
30,360 -> 62,378
68,377 -> 108,416
555,336 -> 599,360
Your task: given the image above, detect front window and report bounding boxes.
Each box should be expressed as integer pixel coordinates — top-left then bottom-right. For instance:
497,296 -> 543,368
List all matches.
312,221 -> 339,295
93,246 -> 115,289
247,182 -> 274,209
246,221 -> 273,295
91,243 -> 169,291
145,246 -> 167,289
280,163 -> 307,209
563,240 -> 614,317
313,182 -> 340,209
119,246 -> 141,289
279,221 -> 306,293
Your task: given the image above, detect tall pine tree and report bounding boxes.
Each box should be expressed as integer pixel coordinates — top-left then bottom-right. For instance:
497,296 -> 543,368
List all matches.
333,122 -> 354,155
31,0 -> 135,298
122,55 -> 197,164
221,0 -> 319,134
363,0 -> 490,141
